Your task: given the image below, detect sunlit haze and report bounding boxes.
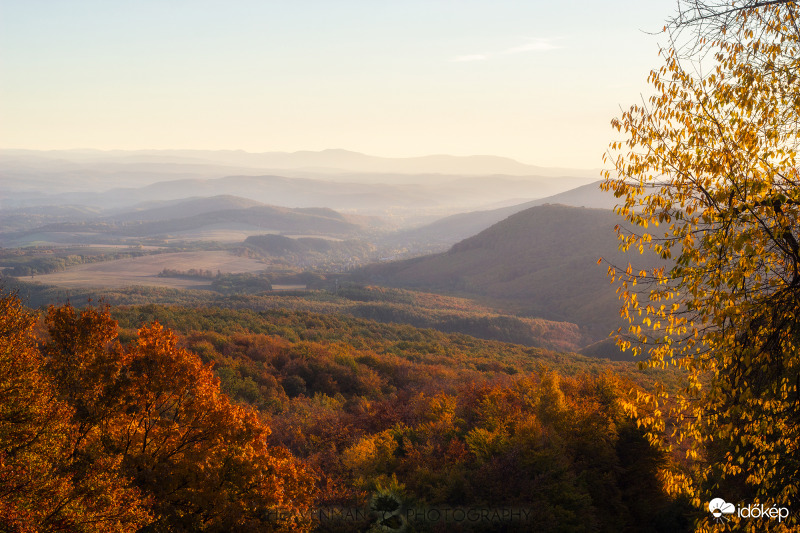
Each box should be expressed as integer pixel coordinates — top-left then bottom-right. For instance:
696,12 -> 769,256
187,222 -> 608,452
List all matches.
1,0 -> 676,168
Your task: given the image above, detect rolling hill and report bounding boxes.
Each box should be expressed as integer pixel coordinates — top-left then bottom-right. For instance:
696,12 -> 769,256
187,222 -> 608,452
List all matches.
355,203 -> 661,354
243,233 -> 377,269
5,173 -> 596,217
0,205 -> 106,233
2,149 -> 599,221
102,195 -> 267,223
1,202 -> 366,247
382,180 -> 619,252
113,205 -> 361,238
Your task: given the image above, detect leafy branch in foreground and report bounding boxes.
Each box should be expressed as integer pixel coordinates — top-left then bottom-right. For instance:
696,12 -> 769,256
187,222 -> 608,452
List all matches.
603,1 -> 799,530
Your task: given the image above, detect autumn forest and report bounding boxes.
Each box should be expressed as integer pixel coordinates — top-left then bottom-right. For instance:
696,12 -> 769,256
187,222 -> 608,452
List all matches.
3,1 -> 800,532
0,293 -> 693,532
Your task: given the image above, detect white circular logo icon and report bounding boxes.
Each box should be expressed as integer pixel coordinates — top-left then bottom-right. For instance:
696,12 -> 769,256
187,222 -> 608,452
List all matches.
709,498 -> 736,520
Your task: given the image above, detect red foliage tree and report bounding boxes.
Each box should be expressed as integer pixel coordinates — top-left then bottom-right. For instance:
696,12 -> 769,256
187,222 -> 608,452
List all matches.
0,295 -> 317,532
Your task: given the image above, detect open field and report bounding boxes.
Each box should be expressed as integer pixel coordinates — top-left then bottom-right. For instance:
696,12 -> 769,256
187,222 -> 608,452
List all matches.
29,251 -> 268,289
162,224 -> 277,242
271,284 -> 307,291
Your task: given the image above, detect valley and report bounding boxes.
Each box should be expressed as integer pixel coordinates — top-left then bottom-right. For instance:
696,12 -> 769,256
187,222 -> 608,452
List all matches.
4,0 -> 792,528
0,149 -> 696,531
0,150 -> 642,358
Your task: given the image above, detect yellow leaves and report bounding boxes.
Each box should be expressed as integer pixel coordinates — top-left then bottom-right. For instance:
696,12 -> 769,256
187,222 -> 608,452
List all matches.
342,429 -> 400,480
465,426 -> 509,463
603,1 -> 800,517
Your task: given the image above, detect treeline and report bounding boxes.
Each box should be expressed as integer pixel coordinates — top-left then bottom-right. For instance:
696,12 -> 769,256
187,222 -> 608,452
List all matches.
2,254 -> 89,276
211,272 -> 274,294
347,302 -> 582,352
157,270 -> 277,294
0,250 -> 153,277
243,234 -> 377,271
158,267 -> 219,279
0,243 -> 228,278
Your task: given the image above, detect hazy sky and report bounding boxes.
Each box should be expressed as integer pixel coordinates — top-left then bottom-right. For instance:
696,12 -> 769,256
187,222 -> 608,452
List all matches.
1,1 -> 677,168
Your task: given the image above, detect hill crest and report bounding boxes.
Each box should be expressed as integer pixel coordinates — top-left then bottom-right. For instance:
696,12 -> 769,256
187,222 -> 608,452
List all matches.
356,203 -> 661,356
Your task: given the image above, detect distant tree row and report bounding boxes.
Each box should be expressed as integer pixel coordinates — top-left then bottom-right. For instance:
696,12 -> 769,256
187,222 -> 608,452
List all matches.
158,267 -> 219,279
2,254 -> 110,276
0,249 -> 158,277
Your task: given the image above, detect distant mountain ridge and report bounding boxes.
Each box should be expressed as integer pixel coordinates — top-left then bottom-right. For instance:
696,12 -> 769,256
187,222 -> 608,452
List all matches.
3,172 -> 596,219
101,195 -> 267,223
112,205 -> 360,238
1,149 -> 600,221
1,148 -> 598,178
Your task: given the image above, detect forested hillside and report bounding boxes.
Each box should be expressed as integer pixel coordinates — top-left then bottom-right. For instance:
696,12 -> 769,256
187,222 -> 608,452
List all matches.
3,204 -> 364,246
7,280 -> 589,353
356,204 -> 661,348
384,181 -> 618,252
0,292 -> 692,532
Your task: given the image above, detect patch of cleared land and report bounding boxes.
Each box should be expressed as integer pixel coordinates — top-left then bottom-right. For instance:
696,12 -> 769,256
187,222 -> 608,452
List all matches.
285,235 -> 344,241
271,284 -> 307,291
163,224 -> 278,242
30,251 -> 267,289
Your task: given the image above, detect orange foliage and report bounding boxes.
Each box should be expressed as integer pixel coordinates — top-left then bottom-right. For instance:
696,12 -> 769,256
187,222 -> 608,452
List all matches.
0,294 -> 317,532
0,294 -> 149,532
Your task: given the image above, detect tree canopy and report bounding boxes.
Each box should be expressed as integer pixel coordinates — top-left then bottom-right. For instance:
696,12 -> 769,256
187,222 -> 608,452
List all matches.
0,294 -> 316,532
602,1 -> 799,530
